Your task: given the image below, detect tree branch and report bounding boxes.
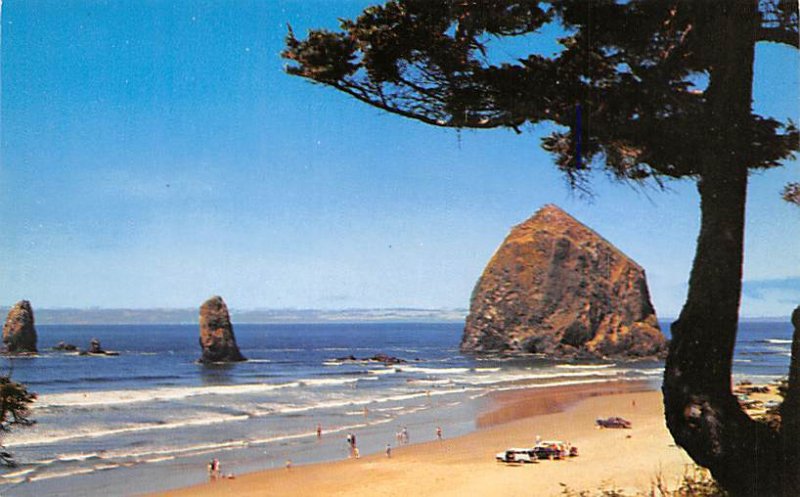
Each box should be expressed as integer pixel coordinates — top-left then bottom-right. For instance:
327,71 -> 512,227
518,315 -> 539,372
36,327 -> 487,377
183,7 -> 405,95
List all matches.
757,27 -> 800,47
331,80 -> 516,130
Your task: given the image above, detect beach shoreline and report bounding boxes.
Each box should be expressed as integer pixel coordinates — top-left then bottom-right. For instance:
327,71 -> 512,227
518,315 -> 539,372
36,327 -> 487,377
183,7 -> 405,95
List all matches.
148,380 -> 695,497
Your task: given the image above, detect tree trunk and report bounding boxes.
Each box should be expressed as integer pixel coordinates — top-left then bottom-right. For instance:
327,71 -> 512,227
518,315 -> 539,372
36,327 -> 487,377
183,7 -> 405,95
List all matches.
663,168 -> 784,496
782,308 -> 800,494
662,1 -> 797,495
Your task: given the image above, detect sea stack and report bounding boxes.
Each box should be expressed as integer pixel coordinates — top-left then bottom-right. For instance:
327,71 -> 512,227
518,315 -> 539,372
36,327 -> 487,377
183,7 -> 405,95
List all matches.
198,296 -> 246,363
3,300 -> 38,353
461,205 -> 666,358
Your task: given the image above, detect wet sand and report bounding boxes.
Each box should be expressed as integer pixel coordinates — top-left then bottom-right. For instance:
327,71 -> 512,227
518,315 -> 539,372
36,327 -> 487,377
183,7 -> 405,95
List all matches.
149,381 -> 697,497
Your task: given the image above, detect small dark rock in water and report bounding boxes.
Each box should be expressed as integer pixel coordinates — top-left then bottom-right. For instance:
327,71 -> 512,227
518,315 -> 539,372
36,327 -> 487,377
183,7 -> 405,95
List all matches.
331,354 -> 406,364
79,338 -> 119,356
198,296 -> 246,363
52,341 -> 78,352
2,300 -> 38,353
370,354 -> 406,364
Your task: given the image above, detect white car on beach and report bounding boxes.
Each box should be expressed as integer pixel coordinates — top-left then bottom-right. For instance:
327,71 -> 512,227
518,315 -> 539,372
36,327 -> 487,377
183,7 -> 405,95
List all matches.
495,448 -> 536,463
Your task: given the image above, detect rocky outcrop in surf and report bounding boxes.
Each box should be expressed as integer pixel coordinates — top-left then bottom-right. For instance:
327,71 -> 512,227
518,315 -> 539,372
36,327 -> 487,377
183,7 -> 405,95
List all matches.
79,338 -> 119,356
331,354 -> 407,365
52,341 -> 78,351
3,300 -> 38,353
461,205 -> 666,359
198,296 -> 246,363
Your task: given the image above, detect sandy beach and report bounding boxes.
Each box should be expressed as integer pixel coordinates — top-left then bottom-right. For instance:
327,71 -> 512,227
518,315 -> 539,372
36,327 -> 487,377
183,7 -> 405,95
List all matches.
149,382 -> 696,497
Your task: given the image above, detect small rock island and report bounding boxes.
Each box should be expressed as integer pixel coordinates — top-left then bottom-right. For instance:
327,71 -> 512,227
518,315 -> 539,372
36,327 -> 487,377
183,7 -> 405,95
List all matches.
461,205 -> 666,359
79,338 -> 119,356
198,296 -> 246,363
3,300 -> 38,354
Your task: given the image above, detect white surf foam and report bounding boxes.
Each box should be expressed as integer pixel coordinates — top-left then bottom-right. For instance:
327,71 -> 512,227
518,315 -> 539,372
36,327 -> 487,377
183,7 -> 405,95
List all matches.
0,468 -> 35,480
493,377 -> 633,393
299,378 -> 360,387
405,378 -> 453,386
7,413 -> 251,448
27,467 -> 95,482
35,373 -> 376,410
458,369 -> 623,386
56,452 -> 101,462
143,455 -> 175,464
368,368 -> 398,375
36,381 -> 302,409
556,363 -> 616,370
634,368 -> 663,376
395,366 -> 470,375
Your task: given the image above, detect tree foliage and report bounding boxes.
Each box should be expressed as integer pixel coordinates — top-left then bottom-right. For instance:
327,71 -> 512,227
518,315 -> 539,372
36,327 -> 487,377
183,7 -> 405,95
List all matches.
783,182 -> 800,205
284,0 -> 798,190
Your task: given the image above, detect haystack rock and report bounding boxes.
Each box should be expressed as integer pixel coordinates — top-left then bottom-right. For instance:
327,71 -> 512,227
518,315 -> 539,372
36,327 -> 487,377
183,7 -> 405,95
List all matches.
198,296 -> 246,363
461,205 -> 666,358
3,300 -> 38,353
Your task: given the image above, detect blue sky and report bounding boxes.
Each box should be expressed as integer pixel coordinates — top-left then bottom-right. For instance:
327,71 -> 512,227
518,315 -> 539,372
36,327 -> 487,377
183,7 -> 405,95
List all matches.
1,1 -> 797,317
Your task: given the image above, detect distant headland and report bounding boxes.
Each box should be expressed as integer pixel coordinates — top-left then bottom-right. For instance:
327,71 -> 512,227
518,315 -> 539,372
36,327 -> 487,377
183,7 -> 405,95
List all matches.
0,307 -> 469,325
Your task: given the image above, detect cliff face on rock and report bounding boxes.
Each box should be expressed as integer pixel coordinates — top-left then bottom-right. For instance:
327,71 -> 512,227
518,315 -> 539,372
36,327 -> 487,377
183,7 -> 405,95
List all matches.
199,296 -> 246,363
3,300 -> 38,353
461,205 -> 666,359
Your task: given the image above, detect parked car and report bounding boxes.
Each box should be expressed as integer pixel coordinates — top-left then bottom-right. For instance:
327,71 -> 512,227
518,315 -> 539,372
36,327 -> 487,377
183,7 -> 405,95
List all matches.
533,440 -> 577,459
596,416 -> 632,429
532,443 -> 562,460
495,448 -> 536,463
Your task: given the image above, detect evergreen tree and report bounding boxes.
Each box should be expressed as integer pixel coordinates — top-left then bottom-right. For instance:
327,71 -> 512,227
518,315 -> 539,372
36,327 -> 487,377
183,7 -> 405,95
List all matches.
283,1 -> 799,495
0,375 -> 36,466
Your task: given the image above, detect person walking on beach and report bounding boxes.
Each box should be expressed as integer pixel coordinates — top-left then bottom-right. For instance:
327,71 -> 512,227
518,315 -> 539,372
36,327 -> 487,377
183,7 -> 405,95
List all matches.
401,426 -> 409,444
436,426 -> 443,440
385,443 -> 392,458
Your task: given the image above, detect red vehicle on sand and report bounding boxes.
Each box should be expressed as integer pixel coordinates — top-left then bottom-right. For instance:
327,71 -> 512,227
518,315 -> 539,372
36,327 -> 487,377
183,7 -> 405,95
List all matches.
596,416 -> 632,429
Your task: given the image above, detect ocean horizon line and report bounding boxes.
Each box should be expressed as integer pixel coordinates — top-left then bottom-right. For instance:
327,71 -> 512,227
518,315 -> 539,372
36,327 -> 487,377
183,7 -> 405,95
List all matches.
0,305 -> 793,326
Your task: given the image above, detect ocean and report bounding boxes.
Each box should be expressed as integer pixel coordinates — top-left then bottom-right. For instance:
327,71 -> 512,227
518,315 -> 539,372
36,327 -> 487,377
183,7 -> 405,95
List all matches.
0,320 -> 792,496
